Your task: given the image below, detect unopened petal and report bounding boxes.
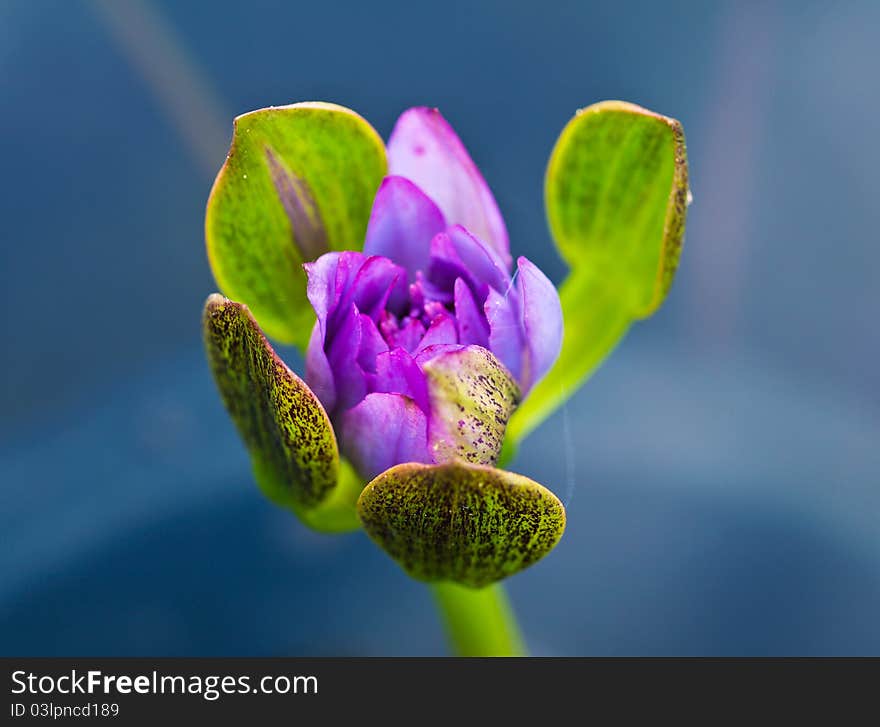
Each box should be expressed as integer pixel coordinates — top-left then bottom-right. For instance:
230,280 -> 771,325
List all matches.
356,314 -> 389,373
350,255 -> 408,321
415,312 -> 459,353
364,176 -> 446,279
484,287 -> 523,383
340,392 -> 431,480
304,252 -> 344,338
326,303 -> 367,411
516,257 -> 563,393
368,348 -> 430,413
305,250 -> 370,340
453,277 -> 489,348
305,321 -> 337,412
426,226 -> 508,300
388,107 -> 510,264
445,225 -> 509,293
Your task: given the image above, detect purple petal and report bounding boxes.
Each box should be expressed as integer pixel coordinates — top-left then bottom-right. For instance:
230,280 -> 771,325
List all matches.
425,232 -> 467,291
363,176 -> 446,279
340,393 -> 431,480
446,225 -> 510,294
329,254 -> 395,334
516,256 -> 563,393
333,250 -> 368,294
426,228 -> 510,304
484,287 -> 523,383
326,303 -> 367,411
350,255 -> 408,321
305,251 -> 369,339
386,316 -> 426,352
413,269 -> 453,305
305,321 -> 336,412
356,313 -> 388,373
415,312 -> 459,353
387,107 -> 510,264
408,278 -> 425,310
368,348 -> 429,413
304,252 -> 343,337
454,277 -> 489,347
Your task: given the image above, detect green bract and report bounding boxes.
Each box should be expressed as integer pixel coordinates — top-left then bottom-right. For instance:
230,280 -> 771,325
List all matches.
206,103 -> 386,348
422,347 -> 521,467
357,462 -> 566,587
203,294 -> 360,532
506,101 -> 689,446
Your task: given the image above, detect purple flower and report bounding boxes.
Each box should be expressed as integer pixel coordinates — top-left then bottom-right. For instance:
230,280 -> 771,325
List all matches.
304,107 -> 562,480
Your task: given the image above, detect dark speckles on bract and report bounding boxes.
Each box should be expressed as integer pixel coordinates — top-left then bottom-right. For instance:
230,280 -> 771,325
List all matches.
357,461 -> 566,588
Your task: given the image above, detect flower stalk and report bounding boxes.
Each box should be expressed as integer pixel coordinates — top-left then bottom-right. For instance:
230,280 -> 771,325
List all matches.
201,99 -> 689,655
431,582 -> 525,657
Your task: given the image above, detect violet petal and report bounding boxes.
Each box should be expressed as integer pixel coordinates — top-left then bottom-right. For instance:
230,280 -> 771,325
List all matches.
425,232 -> 467,291
426,229 -> 509,304
304,321 -> 337,413
387,107 -> 510,264
446,225 -> 509,296
350,255 -> 408,321
356,313 -> 389,373
394,317 -> 428,352
368,348 -> 430,413
414,268 -> 454,305
327,251 -> 372,335
415,312 -> 459,354
326,302 -> 367,411
516,256 -> 564,393
340,392 -> 431,480
454,277 -> 489,348
304,250 -> 372,349
484,287 -> 523,383
363,176 -> 447,279
304,252 -> 344,337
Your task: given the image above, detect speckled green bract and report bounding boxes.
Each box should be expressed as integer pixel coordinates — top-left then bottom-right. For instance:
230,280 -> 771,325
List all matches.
202,294 -> 339,511
545,100 -> 689,317
205,103 -> 387,348
507,101 -> 690,446
423,347 -> 520,467
357,462 -> 566,588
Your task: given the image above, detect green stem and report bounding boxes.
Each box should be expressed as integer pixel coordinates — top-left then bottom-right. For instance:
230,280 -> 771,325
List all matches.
430,582 -> 526,656
294,457 -> 363,533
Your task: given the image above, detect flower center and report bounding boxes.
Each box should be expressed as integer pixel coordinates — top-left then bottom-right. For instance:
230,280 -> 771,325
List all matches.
377,273 -> 456,353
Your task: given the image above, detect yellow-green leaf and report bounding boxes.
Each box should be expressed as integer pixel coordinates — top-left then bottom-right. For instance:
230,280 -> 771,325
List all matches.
508,101 -> 689,445
546,100 -> 688,316
205,103 -> 387,348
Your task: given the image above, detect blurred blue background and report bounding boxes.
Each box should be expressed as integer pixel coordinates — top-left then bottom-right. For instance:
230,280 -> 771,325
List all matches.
2,0 -> 878,655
